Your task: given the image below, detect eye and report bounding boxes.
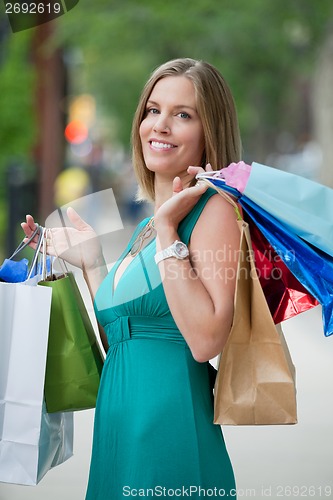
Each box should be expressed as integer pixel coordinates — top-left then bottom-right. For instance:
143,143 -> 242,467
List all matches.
177,111 -> 191,119
147,107 -> 159,115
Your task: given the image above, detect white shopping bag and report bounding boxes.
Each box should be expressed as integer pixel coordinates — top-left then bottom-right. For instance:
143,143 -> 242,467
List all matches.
0,280 -> 74,485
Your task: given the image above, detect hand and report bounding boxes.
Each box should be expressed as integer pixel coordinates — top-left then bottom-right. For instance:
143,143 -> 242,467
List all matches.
187,162 -> 214,179
154,173 -> 209,233
21,208 -> 104,271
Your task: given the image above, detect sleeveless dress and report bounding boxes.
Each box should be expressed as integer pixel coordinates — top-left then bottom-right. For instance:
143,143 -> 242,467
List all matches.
85,190 -> 236,499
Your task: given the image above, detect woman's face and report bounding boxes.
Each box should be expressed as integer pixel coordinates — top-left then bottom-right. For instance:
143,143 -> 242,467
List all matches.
139,76 -> 205,180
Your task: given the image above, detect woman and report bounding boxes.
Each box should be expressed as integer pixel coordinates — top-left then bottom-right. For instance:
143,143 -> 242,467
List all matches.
22,58 -> 242,498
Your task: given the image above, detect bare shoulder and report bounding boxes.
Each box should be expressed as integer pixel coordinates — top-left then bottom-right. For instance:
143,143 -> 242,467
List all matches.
189,191 -> 240,304
190,192 -> 240,248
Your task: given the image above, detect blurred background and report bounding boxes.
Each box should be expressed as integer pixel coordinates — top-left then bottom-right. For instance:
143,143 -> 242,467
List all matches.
1,0 -> 333,256
0,0 -> 333,498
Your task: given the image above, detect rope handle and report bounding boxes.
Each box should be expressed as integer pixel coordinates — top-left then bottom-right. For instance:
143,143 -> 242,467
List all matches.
198,178 -> 243,221
26,227 -> 47,280
46,228 -> 69,278
9,224 -> 40,260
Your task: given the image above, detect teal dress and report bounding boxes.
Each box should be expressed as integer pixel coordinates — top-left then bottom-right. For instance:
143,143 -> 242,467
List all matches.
85,190 -> 236,499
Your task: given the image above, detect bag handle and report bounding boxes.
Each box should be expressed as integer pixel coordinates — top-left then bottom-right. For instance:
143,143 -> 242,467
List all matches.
9,224 -> 40,260
198,178 -> 243,221
26,227 -> 47,280
46,228 -> 69,278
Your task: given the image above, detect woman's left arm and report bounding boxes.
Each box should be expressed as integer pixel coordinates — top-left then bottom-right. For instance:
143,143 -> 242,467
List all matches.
155,184 -> 239,363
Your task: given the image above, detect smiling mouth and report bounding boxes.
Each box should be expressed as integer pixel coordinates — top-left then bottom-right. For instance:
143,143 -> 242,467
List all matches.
150,141 -> 176,150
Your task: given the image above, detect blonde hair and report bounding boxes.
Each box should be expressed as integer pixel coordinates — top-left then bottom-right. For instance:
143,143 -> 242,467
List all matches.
131,58 -> 242,202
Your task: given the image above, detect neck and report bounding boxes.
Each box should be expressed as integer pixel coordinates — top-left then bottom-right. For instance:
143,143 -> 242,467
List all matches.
153,171 -> 193,213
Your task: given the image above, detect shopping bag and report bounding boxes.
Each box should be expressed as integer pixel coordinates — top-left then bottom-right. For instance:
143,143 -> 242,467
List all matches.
246,214 -> 319,324
39,267 -> 104,413
244,162 -> 333,257
212,193 -> 297,425
198,174 -> 332,336
202,161 -> 333,257
0,225 -> 40,283
0,281 -> 73,485
241,196 -> 333,337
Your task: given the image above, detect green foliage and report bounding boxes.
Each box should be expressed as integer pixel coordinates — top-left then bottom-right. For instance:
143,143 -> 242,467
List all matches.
0,28 -> 36,176
0,25 -> 36,258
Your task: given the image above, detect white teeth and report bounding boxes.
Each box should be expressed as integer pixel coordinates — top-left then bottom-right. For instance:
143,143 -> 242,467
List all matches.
151,141 -> 174,149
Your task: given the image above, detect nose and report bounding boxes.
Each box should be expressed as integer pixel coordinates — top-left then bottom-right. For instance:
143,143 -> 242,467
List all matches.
153,114 -> 170,133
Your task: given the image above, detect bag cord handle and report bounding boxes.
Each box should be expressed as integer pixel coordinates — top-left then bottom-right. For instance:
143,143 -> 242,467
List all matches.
46,228 -> 69,277
198,178 -> 243,221
26,227 -> 47,280
9,224 -> 40,260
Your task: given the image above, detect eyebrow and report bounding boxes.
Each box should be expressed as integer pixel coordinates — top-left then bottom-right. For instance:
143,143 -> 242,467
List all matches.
146,100 -> 197,113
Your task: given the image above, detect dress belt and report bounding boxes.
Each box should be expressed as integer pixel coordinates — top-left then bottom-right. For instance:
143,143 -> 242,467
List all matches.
106,315 -> 187,346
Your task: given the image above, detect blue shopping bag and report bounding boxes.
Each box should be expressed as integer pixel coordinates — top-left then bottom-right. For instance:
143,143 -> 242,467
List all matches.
0,226 -> 52,283
243,162 -> 333,257
241,196 -> 333,337
198,175 -> 333,336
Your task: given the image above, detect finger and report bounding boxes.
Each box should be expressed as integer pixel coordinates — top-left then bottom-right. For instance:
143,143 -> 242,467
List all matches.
25,214 -> 37,232
172,176 -> 183,194
21,222 -> 31,236
21,222 -> 37,242
193,180 -> 209,194
187,165 -> 205,177
23,241 -> 38,250
67,207 -> 92,231
205,163 -> 214,171
20,224 -> 38,248
180,180 -> 208,199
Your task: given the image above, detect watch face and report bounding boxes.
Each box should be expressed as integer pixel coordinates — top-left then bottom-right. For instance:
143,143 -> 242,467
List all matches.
174,241 -> 189,259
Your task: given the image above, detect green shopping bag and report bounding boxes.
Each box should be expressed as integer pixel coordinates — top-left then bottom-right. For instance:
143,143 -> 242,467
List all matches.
39,272 -> 104,413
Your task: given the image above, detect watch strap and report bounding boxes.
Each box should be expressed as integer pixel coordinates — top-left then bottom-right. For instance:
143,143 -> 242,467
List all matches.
154,240 -> 189,265
155,247 -> 173,264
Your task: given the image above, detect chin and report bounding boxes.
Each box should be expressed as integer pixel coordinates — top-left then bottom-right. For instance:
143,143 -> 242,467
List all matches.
145,161 -> 179,175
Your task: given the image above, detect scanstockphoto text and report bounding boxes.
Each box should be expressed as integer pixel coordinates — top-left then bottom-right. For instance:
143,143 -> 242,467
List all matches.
123,485 -> 240,497
122,484 -> 333,497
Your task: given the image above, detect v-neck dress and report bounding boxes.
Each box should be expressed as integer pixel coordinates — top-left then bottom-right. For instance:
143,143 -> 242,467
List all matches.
85,190 -> 236,499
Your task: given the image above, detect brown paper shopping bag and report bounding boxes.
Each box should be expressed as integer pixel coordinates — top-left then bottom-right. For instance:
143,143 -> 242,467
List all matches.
213,206 -> 297,425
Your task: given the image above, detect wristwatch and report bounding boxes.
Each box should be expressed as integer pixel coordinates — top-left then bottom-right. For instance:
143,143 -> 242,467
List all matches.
154,240 -> 189,264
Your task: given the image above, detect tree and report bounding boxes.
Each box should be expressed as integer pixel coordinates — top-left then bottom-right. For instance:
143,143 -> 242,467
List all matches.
0,24 -> 36,255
